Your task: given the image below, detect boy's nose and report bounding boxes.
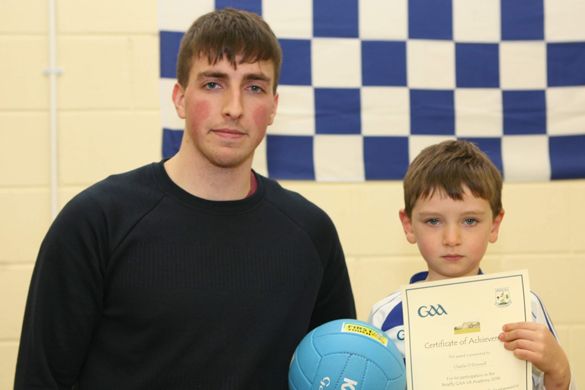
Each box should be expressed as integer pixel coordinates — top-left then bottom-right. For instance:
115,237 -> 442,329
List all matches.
442,225 -> 461,246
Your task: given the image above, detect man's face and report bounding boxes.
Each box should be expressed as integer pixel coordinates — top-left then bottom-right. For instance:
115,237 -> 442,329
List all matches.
173,55 -> 279,169
399,186 -> 504,281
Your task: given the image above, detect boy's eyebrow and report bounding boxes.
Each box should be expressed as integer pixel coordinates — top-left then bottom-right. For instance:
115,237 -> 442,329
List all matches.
416,209 -> 489,216
415,211 -> 442,218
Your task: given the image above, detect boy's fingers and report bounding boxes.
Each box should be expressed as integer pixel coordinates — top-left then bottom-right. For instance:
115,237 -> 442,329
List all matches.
499,328 -> 535,342
502,322 -> 539,331
511,348 -> 540,364
503,338 -> 538,352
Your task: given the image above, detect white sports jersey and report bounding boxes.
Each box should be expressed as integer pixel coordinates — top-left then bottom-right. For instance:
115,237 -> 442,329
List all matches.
369,271 -> 576,390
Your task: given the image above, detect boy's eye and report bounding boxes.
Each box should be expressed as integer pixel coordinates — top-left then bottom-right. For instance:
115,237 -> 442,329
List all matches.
463,218 -> 478,226
425,218 -> 440,226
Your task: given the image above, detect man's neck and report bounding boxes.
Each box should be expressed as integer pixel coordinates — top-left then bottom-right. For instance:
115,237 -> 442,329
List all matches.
164,152 -> 253,201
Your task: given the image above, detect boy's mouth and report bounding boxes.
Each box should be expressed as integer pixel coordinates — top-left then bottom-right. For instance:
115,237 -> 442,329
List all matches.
442,254 -> 463,261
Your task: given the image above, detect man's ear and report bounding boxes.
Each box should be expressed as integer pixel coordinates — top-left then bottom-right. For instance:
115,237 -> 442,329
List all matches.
268,93 -> 279,125
399,209 -> 417,244
172,82 -> 186,119
489,209 -> 505,243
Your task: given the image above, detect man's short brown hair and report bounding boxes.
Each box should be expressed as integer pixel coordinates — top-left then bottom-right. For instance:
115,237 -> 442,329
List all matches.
176,8 -> 282,93
403,140 -> 503,218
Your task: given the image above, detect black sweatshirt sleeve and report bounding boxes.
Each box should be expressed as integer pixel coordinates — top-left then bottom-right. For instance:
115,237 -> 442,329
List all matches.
308,219 -> 356,330
14,191 -> 107,389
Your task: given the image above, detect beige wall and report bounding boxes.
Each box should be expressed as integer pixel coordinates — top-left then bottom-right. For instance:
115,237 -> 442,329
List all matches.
1,1 -> 583,388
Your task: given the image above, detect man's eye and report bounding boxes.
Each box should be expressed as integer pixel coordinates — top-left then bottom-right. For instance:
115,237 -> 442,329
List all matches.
204,82 -> 220,89
249,85 -> 265,93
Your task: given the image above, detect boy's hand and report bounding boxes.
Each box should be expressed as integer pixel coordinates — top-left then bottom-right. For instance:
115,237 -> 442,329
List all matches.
499,322 -> 571,390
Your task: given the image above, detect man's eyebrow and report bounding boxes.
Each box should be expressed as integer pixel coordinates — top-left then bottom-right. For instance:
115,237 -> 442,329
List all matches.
243,72 -> 271,83
196,71 -> 271,84
197,71 -> 228,80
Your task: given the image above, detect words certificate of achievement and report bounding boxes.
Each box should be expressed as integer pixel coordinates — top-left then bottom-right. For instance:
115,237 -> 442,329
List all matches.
402,270 -> 531,389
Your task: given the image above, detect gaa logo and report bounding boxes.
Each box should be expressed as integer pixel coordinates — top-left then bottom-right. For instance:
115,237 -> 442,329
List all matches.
417,304 -> 448,318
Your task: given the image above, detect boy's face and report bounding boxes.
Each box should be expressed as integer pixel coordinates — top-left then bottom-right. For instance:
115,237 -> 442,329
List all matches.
172,54 -> 279,169
399,186 -> 504,281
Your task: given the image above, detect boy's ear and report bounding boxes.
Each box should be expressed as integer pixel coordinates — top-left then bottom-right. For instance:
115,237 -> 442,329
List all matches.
172,82 -> 186,119
399,209 -> 417,244
489,209 -> 505,243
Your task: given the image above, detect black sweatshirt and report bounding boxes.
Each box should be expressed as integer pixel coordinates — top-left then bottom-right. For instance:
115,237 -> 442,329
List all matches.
15,161 -> 356,389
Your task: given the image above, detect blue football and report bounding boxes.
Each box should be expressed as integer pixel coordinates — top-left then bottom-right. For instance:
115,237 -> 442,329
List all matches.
289,319 -> 406,390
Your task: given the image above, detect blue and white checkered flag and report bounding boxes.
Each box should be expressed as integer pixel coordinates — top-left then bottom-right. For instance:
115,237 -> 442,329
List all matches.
159,0 -> 585,181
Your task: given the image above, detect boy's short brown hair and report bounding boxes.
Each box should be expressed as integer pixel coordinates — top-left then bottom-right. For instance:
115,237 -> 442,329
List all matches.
403,140 -> 503,218
176,8 -> 282,93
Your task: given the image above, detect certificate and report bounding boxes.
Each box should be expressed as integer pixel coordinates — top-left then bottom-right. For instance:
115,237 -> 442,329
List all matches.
402,270 -> 531,389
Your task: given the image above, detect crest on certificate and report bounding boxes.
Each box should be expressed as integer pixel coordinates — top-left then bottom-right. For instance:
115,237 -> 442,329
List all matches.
495,287 -> 512,307
453,321 -> 481,335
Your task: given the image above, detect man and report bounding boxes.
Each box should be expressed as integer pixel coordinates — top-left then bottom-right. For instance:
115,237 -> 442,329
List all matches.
15,8 -> 355,389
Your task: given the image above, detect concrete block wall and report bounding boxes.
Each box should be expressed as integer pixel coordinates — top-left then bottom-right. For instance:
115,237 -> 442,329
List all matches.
1,1 -> 583,387
0,1 -> 161,388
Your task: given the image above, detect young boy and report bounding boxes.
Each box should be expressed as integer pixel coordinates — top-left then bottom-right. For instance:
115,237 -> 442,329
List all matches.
369,140 -> 575,389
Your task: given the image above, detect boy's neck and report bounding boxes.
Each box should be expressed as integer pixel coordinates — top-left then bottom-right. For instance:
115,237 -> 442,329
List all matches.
421,268 -> 483,282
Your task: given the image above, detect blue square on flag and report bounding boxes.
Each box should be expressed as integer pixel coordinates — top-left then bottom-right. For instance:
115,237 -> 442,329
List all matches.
279,39 -> 312,86
547,42 -> 585,87
410,89 -> 455,135
501,0 -> 544,40
409,0 -> 452,39
503,90 -> 546,135
456,43 -> 499,88
162,129 -> 183,159
315,88 -> 361,134
215,0 -> 261,15
550,135 -> 585,179
314,0 -> 358,37
266,135 -> 314,179
461,137 -> 504,175
362,41 -> 407,86
364,137 -> 409,179
159,31 -> 182,79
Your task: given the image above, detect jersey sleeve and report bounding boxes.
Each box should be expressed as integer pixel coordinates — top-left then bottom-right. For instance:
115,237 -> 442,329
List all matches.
530,292 -> 578,390
368,291 -> 406,358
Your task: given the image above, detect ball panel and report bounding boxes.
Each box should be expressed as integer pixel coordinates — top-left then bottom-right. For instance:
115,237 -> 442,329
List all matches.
385,376 -> 408,390
289,351 -> 311,390
315,353 -> 366,388
312,324 -> 404,380
289,319 -> 406,390
289,332 -> 321,387
361,360 -> 389,389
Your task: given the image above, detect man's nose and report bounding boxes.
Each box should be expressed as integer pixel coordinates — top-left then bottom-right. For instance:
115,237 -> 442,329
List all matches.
222,88 -> 243,119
